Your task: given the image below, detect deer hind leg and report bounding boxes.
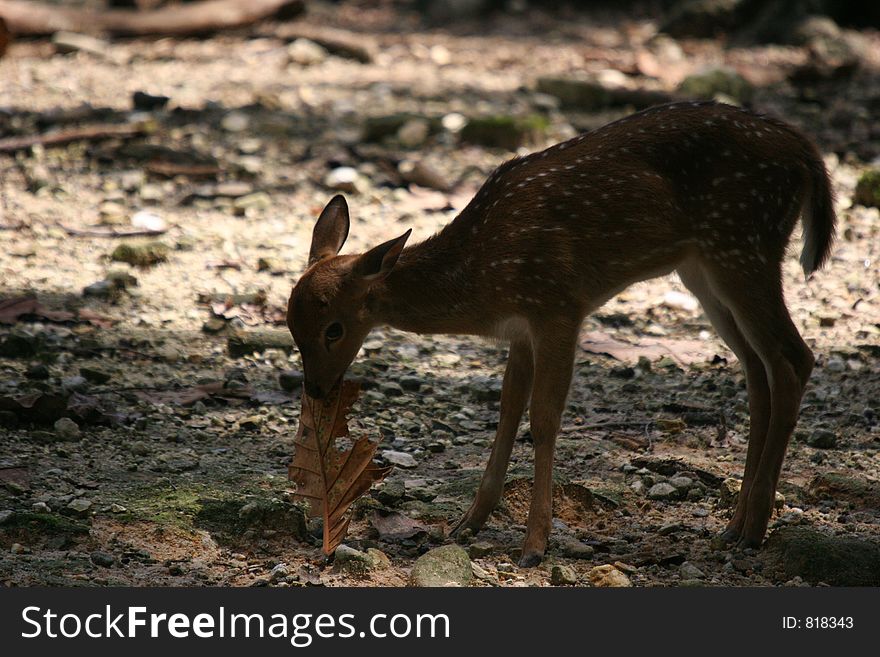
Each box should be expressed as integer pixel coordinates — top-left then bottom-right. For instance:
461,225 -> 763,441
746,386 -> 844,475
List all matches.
519,320 -> 579,568
677,261 -> 770,544
451,338 -> 534,538
702,262 -> 814,548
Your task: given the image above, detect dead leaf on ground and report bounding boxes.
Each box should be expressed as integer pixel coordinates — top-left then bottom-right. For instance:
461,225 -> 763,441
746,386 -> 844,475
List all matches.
205,259 -> 244,271
369,510 -> 429,542
205,292 -> 286,326
74,308 -> 116,329
581,330 -> 726,366
289,380 -> 392,555
0,296 -> 74,324
135,381 -> 253,407
146,160 -> 221,179
0,295 -> 115,327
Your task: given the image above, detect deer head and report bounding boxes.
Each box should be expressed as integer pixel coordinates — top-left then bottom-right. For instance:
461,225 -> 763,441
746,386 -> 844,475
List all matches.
287,195 -> 411,398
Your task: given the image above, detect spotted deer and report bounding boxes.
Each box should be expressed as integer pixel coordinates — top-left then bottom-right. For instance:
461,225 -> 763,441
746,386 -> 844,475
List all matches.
286,101 -> 835,567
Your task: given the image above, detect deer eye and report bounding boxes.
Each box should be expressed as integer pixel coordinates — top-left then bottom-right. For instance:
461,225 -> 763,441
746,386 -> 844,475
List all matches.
324,322 -> 344,345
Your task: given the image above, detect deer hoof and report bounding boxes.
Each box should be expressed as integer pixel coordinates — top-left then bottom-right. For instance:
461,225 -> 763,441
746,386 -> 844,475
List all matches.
449,510 -> 486,539
736,534 -> 763,550
718,527 -> 741,545
450,527 -> 473,544
518,551 -> 544,568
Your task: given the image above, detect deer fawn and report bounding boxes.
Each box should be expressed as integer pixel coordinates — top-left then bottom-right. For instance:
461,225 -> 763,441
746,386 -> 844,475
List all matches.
287,101 -> 835,567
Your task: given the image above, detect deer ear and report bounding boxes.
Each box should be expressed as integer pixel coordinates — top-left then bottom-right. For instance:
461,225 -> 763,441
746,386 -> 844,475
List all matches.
309,195 -> 350,265
353,229 -> 412,283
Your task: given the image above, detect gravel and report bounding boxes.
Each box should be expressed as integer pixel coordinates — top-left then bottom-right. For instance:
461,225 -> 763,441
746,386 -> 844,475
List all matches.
0,1 -> 878,589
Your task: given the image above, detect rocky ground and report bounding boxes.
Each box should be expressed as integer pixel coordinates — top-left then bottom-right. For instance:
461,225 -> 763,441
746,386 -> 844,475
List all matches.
1,1 -> 879,587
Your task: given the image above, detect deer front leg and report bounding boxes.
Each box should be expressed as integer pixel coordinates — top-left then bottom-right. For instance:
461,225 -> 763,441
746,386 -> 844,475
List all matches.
451,338 -> 534,537
519,322 -> 579,568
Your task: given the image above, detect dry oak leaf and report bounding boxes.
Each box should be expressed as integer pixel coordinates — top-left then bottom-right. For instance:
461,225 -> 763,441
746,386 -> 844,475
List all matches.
289,380 -> 391,555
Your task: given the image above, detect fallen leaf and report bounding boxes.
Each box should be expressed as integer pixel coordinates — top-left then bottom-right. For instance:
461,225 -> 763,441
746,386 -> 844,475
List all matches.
135,381 -> 253,406
580,330 -> 725,366
251,390 -> 293,405
146,161 -> 221,178
199,291 -> 286,326
75,308 -> 116,328
0,295 -> 114,327
205,259 -> 243,271
0,296 -> 74,324
289,380 -> 392,555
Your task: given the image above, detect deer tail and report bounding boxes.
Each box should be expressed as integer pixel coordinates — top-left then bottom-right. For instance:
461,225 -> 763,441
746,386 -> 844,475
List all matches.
799,148 -> 836,278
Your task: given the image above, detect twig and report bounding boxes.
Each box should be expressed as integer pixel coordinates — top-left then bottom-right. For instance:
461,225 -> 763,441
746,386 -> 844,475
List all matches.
0,0 -> 304,37
59,223 -> 167,238
0,122 -> 147,154
575,419 -> 656,431
271,23 -> 375,63
73,346 -> 157,359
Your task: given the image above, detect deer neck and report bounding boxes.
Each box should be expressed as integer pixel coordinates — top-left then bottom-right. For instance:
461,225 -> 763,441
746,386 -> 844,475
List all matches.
368,229 -> 480,335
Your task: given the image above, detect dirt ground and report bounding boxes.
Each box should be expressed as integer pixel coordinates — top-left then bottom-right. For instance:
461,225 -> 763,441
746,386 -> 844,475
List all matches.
1,1 -> 879,587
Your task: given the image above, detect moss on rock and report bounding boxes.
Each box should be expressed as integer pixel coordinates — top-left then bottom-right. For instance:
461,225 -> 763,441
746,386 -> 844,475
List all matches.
854,169 -> 880,208
460,114 -> 549,151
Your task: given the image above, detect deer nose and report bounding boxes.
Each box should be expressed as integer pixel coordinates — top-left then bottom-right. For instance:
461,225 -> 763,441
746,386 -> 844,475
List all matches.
304,380 -> 325,399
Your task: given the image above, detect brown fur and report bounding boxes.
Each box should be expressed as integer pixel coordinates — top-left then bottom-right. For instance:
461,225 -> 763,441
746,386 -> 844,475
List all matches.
287,101 -> 836,566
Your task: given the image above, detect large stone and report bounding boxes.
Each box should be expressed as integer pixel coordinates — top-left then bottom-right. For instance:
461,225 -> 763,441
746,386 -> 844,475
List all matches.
854,169 -> 880,208
90,551 -> 116,567
227,330 -> 294,358
719,477 -> 741,507
53,417 -> 81,441
587,564 -> 632,587
196,497 -> 308,541
66,499 -> 93,516
550,564 -> 578,586
334,545 -> 390,575
536,76 -> 613,110
536,76 -> 671,111
324,167 -> 369,194
287,38 -> 328,66
278,369 -> 304,392
397,118 -> 431,148
52,31 -> 110,57
808,472 -> 880,511
363,113 -> 439,143
762,527 -> 880,586
660,0 -> 747,39
647,482 -> 678,500
677,67 -> 754,104
80,366 -> 112,385
110,241 -> 169,267
460,115 -> 548,151
0,332 -> 41,358
409,545 -> 473,587
382,450 -> 418,469
806,428 -> 838,449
